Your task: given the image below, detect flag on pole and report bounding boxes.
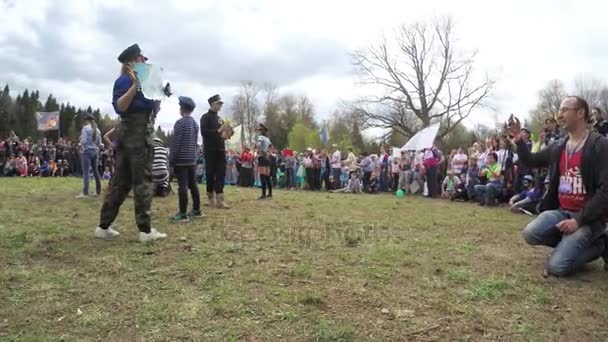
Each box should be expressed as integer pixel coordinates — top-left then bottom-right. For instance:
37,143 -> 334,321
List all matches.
319,124 -> 329,145
36,111 -> 60,131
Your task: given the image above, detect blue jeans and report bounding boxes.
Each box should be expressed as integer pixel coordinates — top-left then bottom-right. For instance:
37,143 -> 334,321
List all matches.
522,209 -> 606,277
82,149 -> 101,195
285,168 -> 295,188
474,182 -> 502,205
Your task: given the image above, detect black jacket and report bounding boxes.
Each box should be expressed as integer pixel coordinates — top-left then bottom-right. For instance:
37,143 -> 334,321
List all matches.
200,110 -> 225,152
516,132 -> 608,233
594,120 -> 608,137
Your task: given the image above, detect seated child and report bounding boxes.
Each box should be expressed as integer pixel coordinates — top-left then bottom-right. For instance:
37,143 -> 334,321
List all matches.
441,170 -> 461,198
332,172 -> 362,194
451,174 -> 469,201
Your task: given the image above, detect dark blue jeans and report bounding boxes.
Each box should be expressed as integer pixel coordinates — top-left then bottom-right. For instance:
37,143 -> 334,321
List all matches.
522,209 -> 606,277
175,165 -> 201,214
426,166 -> 438,197
82,149 -> 101,195
474,181 -> 502,205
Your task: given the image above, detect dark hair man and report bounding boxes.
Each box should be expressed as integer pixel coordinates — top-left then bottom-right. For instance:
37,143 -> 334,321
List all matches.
508,96 -> 608,277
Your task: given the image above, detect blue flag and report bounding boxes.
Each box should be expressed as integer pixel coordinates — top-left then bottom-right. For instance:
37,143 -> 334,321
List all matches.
319,125 -> 329,145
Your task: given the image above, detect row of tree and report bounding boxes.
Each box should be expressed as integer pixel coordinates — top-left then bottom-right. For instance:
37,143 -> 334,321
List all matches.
0,84 -> 173,145
228,81 -> 369,153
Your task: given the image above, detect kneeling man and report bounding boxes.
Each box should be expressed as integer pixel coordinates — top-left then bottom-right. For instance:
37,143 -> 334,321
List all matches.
509,96 -> 608,277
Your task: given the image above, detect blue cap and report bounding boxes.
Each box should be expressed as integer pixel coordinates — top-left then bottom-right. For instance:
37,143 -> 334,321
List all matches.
178,96 -> 196,111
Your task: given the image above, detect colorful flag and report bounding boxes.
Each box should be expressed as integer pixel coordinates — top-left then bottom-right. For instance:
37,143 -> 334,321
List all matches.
36,111 -> 60,131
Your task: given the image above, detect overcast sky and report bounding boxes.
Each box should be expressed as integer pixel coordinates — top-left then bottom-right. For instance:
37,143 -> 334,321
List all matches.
1,0 -> 606,134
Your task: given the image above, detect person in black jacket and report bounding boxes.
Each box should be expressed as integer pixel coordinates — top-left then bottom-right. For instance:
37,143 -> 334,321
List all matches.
200,94 -> 230,209
592,107 -> 608,137
508,96 -> 608,277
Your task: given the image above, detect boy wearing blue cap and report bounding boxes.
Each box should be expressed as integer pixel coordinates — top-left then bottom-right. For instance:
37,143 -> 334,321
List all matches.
170,96 -> 203,222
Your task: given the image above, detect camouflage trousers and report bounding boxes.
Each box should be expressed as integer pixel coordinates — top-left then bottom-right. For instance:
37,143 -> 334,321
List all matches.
99,113 -> 154,233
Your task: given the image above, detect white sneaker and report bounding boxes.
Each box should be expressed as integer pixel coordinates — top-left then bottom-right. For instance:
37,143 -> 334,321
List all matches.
76,194 -> 88,199
139,228 -> 167,242
94,226 -> 120,239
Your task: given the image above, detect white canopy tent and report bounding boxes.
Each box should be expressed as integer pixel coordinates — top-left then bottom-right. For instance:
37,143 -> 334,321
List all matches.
401,124 -> 440,151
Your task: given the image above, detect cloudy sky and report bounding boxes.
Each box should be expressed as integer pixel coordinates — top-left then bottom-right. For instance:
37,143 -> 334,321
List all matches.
1,0 -> 606,133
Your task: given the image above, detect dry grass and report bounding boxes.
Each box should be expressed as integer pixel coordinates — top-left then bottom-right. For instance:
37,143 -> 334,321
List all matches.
1,178 -> 608,341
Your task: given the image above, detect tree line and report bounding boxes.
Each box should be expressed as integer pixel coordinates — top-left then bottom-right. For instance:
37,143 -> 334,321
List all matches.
0,84 -> 172,144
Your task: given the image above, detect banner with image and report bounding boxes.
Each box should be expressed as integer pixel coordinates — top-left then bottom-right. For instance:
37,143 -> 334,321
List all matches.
36,111 -> 60,131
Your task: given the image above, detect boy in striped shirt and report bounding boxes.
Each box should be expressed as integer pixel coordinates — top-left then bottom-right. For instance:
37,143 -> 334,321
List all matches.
170,96 -> 203,222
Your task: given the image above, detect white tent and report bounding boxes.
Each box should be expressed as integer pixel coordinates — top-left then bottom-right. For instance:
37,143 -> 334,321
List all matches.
401,124 -> 440,151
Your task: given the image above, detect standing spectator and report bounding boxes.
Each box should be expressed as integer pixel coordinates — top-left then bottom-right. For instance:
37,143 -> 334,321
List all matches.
465,156 -> 480,202
423,146 -> 440,197
321,149 -> 331,191
77,114 -> 102,198
510,97 -> 608,277
239,147 -> 254,187
303,150 -> 314,190
451,147 -> 468,175
330,144 -> 342,190
544,117 -> 563,146
359,152 -> 374,192
312,149 -> 322,191
255,124 -> 273,199
225,150 -> 238,185
391,157 -> 401,192
170,96 -> 202,222
283,149 -> 296,190
516,128 -> 533,192
344,147 -> 357,173
591,107 -> 608,137
379,147 -> 390,191
398,151 -> 413,192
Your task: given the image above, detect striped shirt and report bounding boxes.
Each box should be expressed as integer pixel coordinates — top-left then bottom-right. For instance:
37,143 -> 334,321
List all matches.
170,115 -> 199,166
152,139 -> 169,186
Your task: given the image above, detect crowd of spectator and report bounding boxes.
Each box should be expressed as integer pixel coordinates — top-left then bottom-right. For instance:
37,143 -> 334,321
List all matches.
1,130 -> 115,179
3,106 -> 608,219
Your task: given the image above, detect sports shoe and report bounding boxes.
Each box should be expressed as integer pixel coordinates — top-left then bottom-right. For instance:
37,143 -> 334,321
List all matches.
188,210 -> 205,219
257,195 -> 267,200
139,228 -> 168,242
94,226 -> 120,239
76,193 -> 88,199
170,213 -> 190,223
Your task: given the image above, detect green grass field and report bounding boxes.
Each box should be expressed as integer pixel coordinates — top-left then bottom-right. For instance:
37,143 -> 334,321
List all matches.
1,178 -> 608,341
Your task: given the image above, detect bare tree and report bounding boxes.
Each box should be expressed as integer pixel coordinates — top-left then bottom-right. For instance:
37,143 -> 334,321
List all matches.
230,81 -> 260,146
573,74 -> 605,106
351,17 -> 494,141
528,79 -> 566,134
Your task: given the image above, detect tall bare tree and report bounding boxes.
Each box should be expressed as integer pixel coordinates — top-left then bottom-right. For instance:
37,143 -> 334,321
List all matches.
230,81 -> 260,146
573,74 -> 606,108
528,79 -> 566,134
351,17 -> 494,141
